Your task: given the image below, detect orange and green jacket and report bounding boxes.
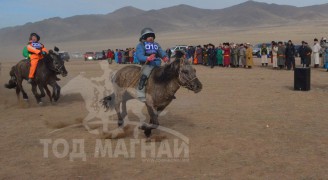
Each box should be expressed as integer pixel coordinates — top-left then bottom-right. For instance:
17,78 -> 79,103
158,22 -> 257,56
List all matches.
26,41 -> 48,60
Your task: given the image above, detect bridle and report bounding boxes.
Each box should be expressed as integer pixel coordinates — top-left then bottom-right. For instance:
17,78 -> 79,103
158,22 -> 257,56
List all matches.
53,63 -> 64,73
176,58 -> 198,89
47,52 -> 65,73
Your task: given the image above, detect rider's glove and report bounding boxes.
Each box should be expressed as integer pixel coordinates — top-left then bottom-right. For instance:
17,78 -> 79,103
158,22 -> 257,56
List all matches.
146,54 -> 156,62
162,56 -> 169,63
39,51 -> 46,55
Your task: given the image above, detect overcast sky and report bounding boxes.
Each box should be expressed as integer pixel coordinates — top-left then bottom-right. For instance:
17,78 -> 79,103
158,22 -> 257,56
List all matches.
1,0 -> 327,29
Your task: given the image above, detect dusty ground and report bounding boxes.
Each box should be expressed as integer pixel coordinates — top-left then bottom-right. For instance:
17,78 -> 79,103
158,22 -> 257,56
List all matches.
1,58 -> 328,179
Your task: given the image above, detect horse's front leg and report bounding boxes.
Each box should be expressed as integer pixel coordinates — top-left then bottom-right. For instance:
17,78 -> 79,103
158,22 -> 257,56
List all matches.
31,83 -> 42,104
37,83 -> 46,98
53,83 -> 61,102
44,84 -> 52,102
49,80 -> 61,102
142,104 -> 159,137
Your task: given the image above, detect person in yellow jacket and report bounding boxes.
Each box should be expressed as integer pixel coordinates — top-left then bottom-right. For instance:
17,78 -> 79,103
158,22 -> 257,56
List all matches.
246,43 -> 254,68
27,33 -> 48,83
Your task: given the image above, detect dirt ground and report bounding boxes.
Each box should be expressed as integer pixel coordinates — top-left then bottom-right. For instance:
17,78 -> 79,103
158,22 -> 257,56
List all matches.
1,58 -> 328,179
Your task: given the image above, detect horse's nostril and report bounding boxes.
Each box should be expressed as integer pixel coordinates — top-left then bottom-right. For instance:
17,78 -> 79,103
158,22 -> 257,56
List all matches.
195,83 -> 202,91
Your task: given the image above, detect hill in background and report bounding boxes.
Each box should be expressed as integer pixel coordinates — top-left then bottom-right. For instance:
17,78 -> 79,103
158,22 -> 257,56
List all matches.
0,1 -> 327,60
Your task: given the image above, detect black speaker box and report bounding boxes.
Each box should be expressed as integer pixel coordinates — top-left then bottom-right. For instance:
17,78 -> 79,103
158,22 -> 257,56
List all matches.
294,68 -> 310,91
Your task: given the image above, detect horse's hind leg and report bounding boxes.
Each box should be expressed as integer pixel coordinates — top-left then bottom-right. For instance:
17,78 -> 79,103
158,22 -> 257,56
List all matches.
114,93 -> 124,127
121,99 -> 128,124
15,86 -> 21,100
17,78 -> 28,100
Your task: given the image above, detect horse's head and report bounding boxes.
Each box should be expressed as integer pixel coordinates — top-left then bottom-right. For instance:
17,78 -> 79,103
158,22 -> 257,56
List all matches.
46,47 -> 68,77
173,58 -> 202,93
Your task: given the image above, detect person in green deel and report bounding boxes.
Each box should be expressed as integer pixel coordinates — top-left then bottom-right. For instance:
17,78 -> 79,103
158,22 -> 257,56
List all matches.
22,46 -> 30,59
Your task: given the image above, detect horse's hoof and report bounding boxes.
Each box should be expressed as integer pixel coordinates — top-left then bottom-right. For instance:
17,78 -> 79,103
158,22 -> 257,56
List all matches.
151,135 -> 167,142
23,98 -> 28,101
139,124 -> 148,130
103,127 -> 125,139
118,120 -> 124,127
145,136 -> 166,142
38,101 -> 43,105
144,129 -> 152,138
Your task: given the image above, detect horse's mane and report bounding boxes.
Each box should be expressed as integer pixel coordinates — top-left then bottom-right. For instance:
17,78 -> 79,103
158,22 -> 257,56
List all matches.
28,50 -> 57,67
152,59 -> 182,83
41,50 -> 57,64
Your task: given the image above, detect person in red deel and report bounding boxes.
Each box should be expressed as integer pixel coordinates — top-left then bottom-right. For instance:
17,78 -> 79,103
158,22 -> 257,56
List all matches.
222,43 -> 231,67
27,33 -> 48,83
106,49 -> 114,64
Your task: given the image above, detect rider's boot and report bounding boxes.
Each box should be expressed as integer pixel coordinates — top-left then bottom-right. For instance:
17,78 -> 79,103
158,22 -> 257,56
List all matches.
138,75 -> 148,90
27,78 -> 33,84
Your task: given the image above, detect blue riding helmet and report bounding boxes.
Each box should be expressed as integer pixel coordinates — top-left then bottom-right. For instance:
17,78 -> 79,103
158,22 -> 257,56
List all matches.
29,33 -> 40,41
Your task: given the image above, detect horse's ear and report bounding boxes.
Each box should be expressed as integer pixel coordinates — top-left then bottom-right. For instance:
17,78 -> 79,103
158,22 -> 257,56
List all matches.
169,58 -> 181,72
175,50 -> 185,59
54,46 -> 59,52
180,58 -> 185,66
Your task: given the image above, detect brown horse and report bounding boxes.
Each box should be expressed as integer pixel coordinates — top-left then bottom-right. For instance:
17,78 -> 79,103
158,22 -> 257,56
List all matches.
101,56 -> 202,137
5,48 -> 67,104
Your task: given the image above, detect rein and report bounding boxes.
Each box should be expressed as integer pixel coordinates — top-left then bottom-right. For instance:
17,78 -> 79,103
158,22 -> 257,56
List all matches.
53,64 -> 64,73
177,74 -> 197,89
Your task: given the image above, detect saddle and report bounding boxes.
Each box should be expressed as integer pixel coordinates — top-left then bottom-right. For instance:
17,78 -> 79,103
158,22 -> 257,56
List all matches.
23,58 -> 43,69
23,59 -> 31,66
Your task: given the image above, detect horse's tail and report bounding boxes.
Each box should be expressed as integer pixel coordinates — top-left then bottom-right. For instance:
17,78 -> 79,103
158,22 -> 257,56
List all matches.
4,66 -> 17,89
101,93 -> 115,111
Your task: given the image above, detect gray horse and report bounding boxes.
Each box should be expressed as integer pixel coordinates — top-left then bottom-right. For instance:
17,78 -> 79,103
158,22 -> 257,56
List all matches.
102,54 -> 202,138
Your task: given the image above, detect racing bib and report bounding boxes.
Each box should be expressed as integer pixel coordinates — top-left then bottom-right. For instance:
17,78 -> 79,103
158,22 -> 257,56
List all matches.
144,42 -> 159,55
31,42 -> 42,49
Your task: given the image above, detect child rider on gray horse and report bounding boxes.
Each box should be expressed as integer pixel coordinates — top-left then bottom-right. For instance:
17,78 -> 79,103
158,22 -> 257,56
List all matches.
135,27 -> 169,101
